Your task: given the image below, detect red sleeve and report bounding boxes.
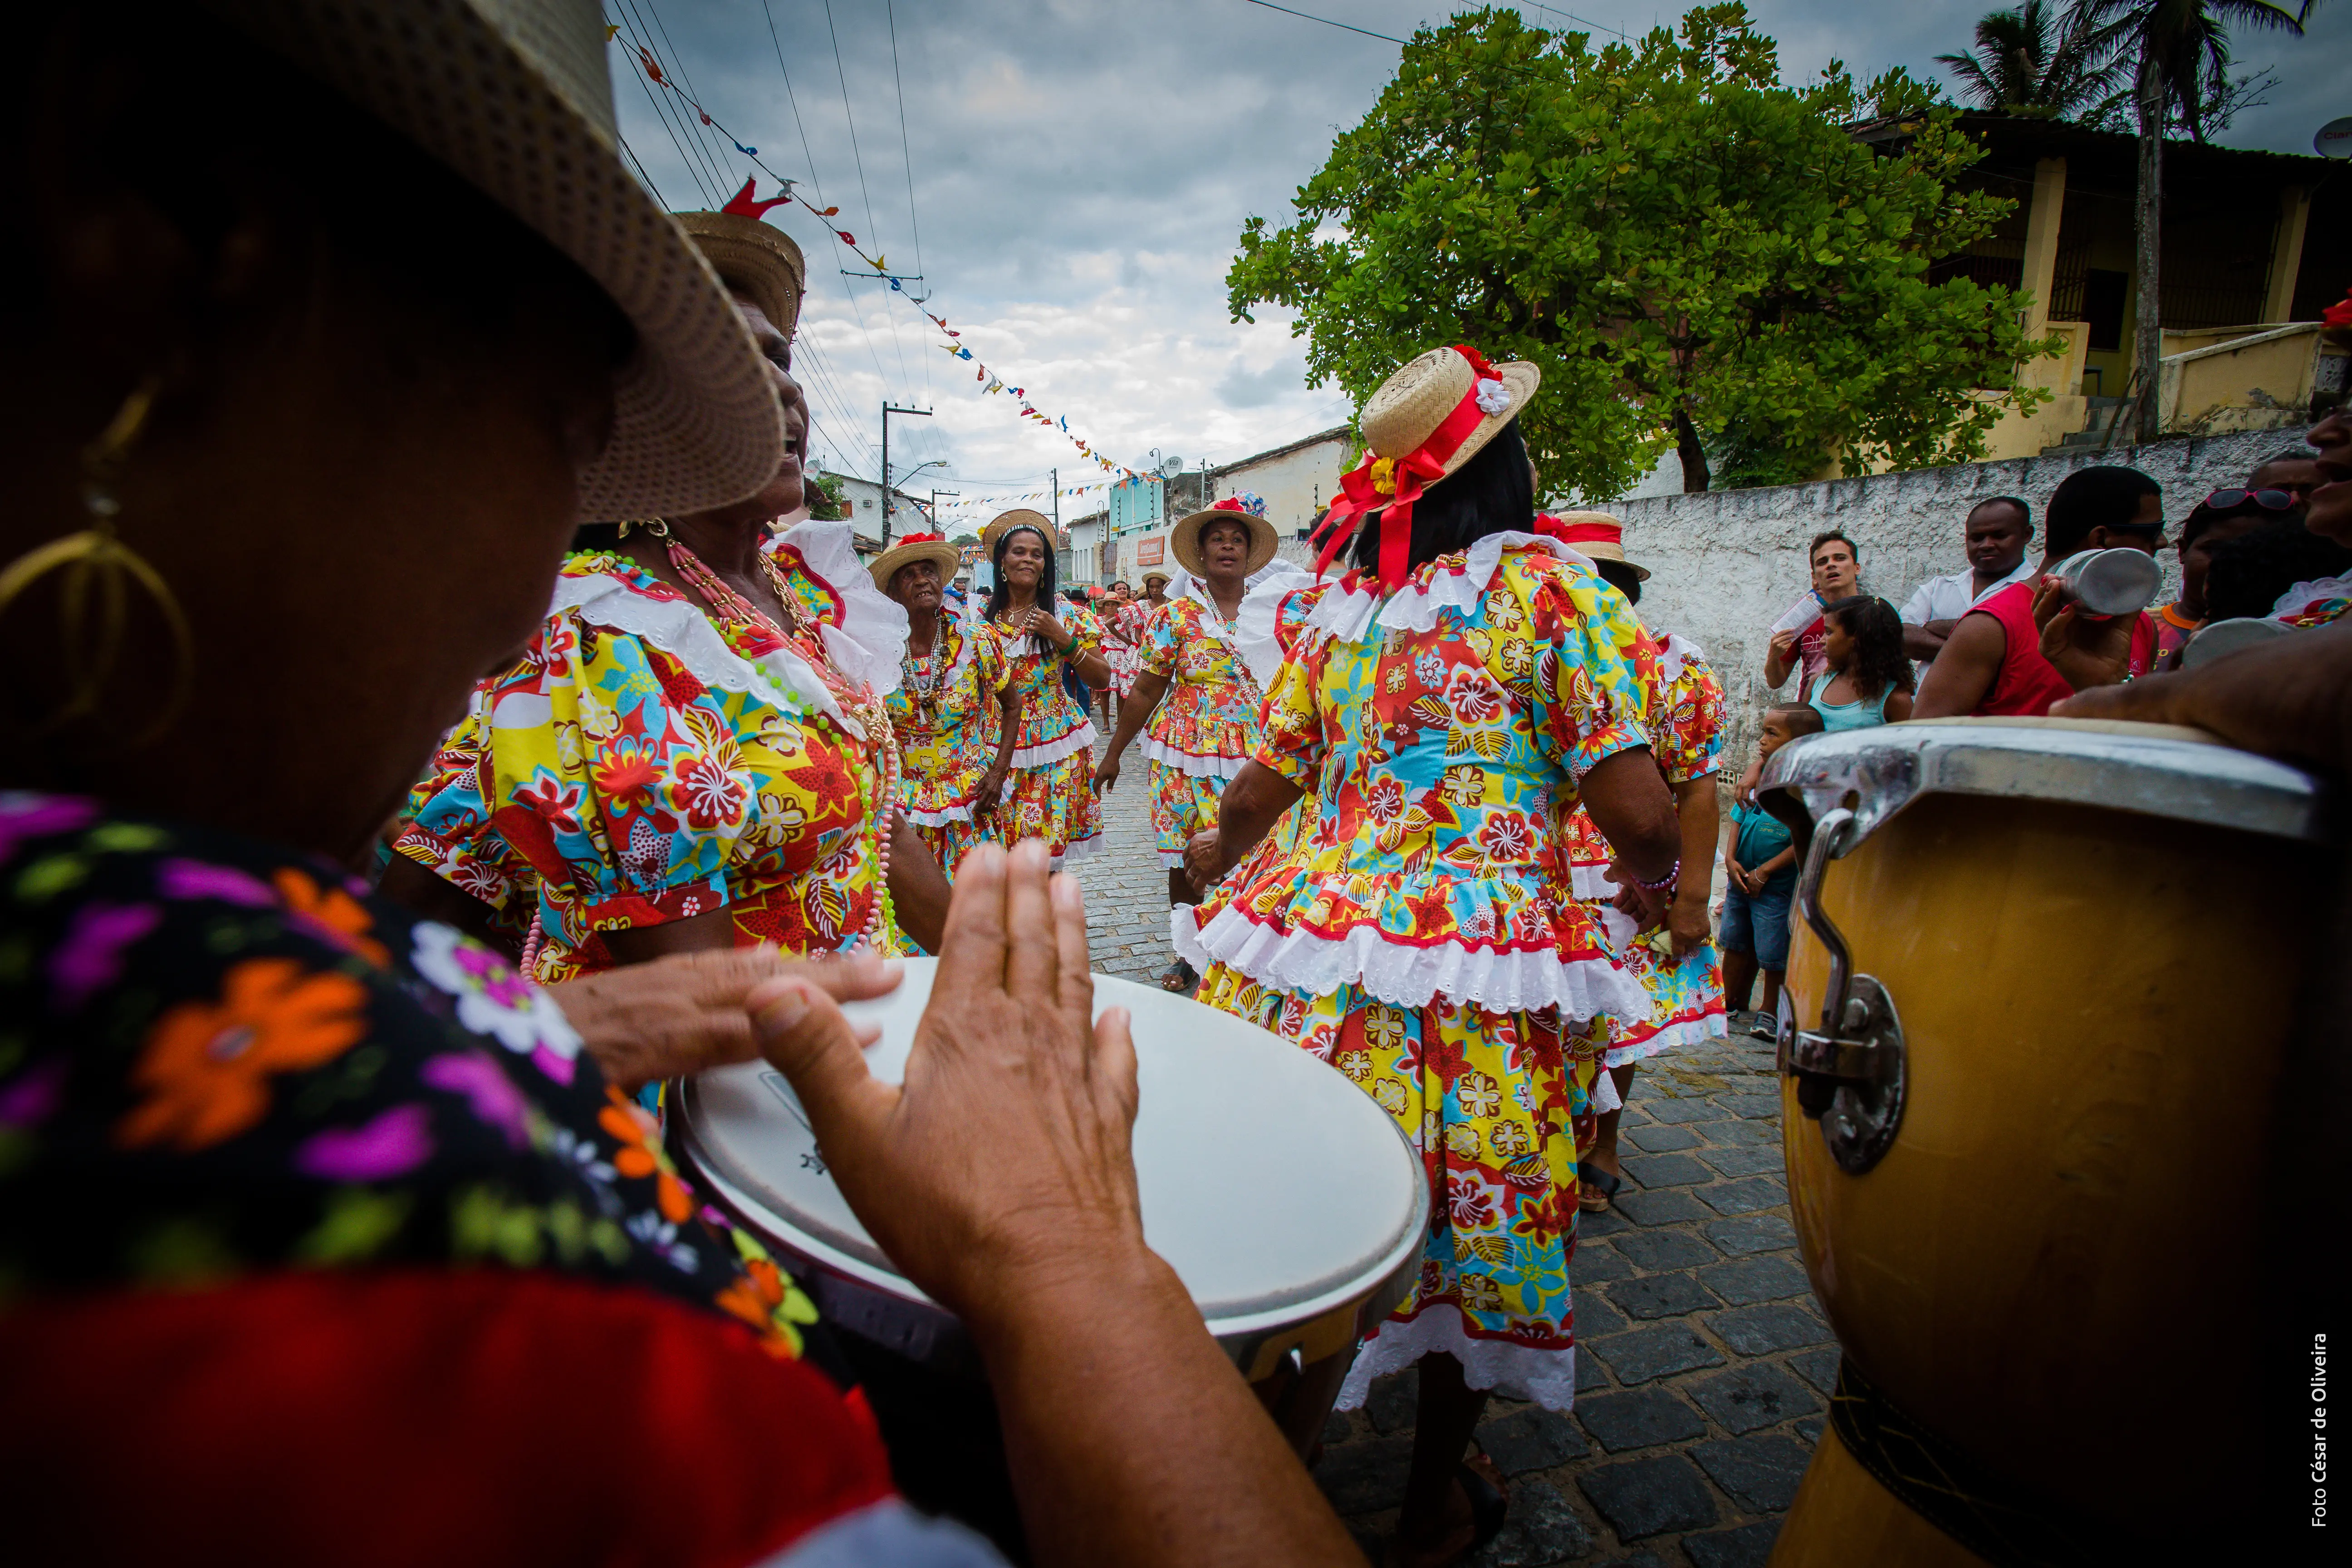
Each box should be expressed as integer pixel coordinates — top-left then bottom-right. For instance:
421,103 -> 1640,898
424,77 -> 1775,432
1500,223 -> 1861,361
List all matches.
0,1270 -> 894,1568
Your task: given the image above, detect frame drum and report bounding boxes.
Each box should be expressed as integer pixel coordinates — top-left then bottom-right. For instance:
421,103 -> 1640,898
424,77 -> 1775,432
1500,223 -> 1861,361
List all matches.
1758,718 -> 2328,1563
670,958 -> 1428,1383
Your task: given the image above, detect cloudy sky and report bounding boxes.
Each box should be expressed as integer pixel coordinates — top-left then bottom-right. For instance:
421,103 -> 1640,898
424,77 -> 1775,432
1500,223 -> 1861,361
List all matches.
607,1 -> 2347,524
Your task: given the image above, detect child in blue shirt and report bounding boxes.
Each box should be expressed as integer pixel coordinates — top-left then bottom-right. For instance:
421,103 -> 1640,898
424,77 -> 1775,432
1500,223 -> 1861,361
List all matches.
1721,702 -> 1822,1033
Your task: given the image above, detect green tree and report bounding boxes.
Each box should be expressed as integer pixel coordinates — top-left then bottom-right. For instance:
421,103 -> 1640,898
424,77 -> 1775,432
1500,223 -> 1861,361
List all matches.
1228,5 -> 2058,495
1935,1 -> 2136,122
804,470 -> 848,522
2073,0 -> 2321,443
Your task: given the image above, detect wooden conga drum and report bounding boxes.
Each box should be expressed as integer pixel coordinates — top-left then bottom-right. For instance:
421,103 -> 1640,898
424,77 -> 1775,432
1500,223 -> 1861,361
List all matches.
1756,718 -> 2328,1564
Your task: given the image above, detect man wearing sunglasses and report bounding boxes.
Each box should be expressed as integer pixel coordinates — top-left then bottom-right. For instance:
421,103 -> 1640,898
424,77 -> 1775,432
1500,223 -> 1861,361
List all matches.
2155,487 -> 2306,664
2246,448 -> 2325,506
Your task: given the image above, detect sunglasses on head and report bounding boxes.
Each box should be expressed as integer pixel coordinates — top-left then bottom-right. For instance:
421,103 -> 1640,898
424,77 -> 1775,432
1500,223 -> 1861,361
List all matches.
2201,488 -> 2300,512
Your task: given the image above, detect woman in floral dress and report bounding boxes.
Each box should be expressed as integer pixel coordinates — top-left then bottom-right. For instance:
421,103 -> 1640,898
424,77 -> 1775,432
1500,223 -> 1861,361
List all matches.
980,510 -> 1112,863
1176,348 -> 1682,1567
1541,516 -> 1727,1214
1094,495 -> 1303,991
873,531 -> 1021,879
1097,580 -> 1142,723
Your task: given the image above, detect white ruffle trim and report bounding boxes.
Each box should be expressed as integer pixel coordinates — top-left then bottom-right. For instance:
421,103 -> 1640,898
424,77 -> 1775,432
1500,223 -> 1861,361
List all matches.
1051,833 -> 1102,864
1335,1304 -> 1579,1414
2267,572 -> 2352,623
550,569 -> 860,734
1231,562 -> 1318,688
1656,630 -> 1708,689
1569,862 -> 1622,902
1141,738 -> 1249,779
901,801 -> 976,828
1603,1009 -> 1728,1069
773,519 -> 909,697
1011,721 -> 1097,769
1157,850 -> 1187,869
1303,532 -> 1581,646
1592,1069 -> 1623,1113
1172,903 -> 1647,1018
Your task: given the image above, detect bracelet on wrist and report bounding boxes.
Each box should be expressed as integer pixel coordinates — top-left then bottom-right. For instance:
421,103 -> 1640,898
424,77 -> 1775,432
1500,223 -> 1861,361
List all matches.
1629,858 -> 1681,894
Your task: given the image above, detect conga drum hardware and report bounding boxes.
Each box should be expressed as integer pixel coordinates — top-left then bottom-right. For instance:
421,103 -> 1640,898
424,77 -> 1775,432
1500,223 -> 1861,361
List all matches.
1776,806 -> 1907,1174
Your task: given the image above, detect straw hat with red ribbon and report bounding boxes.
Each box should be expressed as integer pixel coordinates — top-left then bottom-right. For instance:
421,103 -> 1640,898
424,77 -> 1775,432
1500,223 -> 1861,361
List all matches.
867,530 -> 962,594
1171,493 -> 1279,577
1312,345 -> 1542,588
1536,511 -> 1649,579
982,508 -> 1059,558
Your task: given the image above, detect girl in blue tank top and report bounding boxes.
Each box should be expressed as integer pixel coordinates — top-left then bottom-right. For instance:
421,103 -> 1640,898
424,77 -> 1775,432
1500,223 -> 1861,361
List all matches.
1804,595 -> 1916,731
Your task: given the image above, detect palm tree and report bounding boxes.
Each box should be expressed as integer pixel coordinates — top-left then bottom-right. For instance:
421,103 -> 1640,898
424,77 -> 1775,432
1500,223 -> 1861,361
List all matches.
1936,1 -> 2134,121
2073,0 -> 2323,440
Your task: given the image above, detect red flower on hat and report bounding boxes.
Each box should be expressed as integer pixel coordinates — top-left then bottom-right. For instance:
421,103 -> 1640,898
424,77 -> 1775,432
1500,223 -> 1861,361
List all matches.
898,532 -> 944,545
1453,343 -> 1499,382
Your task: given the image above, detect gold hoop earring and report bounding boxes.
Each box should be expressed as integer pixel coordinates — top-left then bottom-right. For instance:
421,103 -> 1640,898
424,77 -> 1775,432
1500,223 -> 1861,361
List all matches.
0,374 -> 195,745
616,518 -> 671,541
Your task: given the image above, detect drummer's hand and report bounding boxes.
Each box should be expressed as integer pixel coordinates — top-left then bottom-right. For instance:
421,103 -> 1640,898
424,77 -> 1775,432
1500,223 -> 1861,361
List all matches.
2033,577 -> 2137,693
548,946 -> 900,1094
1183,828 -> 1222,895
2052,617 -> 2352,776
750,840 -> 1146,1323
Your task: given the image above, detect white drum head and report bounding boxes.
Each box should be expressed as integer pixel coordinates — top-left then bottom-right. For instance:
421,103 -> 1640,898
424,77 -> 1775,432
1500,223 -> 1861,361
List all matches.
680,959 -> 1425,1333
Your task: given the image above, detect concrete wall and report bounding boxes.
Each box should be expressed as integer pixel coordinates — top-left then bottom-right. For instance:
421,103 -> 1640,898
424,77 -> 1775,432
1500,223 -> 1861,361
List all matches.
1612,428 -> 2295,774
1211,435 -> 1351,541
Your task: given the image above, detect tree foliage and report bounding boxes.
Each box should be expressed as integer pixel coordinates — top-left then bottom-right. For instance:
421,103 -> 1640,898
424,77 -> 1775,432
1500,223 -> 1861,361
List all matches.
804,470 -> 848,522
1935,0 -> 2137,122
2078,0 -> 2316,143
1227,4 -> 2058,495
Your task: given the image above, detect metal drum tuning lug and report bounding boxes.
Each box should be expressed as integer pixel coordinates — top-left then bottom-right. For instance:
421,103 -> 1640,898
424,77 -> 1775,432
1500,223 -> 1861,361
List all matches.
1780,807 -> 1908,1175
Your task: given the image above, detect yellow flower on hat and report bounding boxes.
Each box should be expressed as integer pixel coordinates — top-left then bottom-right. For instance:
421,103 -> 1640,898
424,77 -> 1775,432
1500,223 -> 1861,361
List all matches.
1369,457 -> 1398,496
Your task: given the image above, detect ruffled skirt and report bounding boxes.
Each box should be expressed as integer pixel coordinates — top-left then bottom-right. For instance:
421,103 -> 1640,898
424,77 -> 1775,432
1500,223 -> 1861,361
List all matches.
1000,746 -> 1100,862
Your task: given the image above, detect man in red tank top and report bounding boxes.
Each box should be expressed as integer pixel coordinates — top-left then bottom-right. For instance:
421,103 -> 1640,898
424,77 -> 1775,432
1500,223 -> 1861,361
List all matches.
1912,466 -> 2168,719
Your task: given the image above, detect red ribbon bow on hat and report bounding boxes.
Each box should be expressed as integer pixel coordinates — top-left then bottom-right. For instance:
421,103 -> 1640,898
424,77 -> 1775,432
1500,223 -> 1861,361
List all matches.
1312,345 -> 1508,589
898,531 -> 945,545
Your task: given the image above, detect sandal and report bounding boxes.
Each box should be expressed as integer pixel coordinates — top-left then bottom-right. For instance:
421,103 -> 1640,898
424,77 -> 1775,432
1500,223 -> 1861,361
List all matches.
1158,959 -> 1198,994
1381,1458 -> 1509,1568
1577,1159 -> 1625,1214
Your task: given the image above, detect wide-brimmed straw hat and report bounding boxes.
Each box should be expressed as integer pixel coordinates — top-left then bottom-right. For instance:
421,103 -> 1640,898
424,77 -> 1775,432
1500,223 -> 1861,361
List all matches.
675,206 -> 806,344
209,0 -> 781,522
1361,348 -> 1541,478
1171,495 -> 1278,576
1545,511 -> 1650,580
982,509 -> 1059,556
1139,569 -> 1171,589
868,531 -> 962,594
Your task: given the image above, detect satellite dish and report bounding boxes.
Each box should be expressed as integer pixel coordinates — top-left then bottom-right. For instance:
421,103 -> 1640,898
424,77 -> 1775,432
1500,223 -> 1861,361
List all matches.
2318,116 -> 2352,158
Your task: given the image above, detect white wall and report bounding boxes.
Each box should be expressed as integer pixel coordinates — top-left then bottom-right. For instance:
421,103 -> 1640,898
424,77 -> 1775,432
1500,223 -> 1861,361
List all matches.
1213,435 -> 1351,544
1613,430 -> 2288,774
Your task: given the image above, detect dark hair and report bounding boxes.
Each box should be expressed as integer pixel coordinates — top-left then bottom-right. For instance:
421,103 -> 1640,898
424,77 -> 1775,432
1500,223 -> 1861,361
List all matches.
1112,578 -> 1130,590
2046,466 -> 2161,556
1347,421 -> 1534,578
1808,530 -> 1858,565
987,524 -> 1087,705
1968,495 -> 2033,533
2204,522 -> 2352,622
1765,702 -> 1825,738
2180,495 -> 2296,552
1592,557 -> 1644,606
1821,594 -> 1913,700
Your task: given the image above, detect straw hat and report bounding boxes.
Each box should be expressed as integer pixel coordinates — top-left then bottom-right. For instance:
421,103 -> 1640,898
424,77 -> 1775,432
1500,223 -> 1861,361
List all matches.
1171,495 -> 1278,576
1139,569 -> 1171,590
982,508 -> 1059,556
1547,511 -> 1650,580
675,208 -> 806,344
207,0 -> 783,522
868,531 -> 962,594
1360,347 -> 1541,476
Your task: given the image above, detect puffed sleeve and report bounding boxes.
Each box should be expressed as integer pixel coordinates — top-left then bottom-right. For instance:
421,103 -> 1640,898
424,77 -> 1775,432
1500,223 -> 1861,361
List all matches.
1250,615 -> 1328,789
1514,551 -> 1654,783
1654,657 -> 1726,785
1139,600 -> 1185,678
1060,602 -> 1103,659
395,679 -> 529,914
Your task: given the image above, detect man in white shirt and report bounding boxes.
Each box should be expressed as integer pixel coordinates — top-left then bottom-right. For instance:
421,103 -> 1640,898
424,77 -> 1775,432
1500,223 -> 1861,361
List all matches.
1899,496 -> 2036,666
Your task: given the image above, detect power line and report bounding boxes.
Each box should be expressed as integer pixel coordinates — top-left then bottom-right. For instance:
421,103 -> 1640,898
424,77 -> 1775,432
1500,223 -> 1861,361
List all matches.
1242,0 -> 1404,45
611,7 -> 719,203
823,0 -> 913,396
641,0 -> 741,185
616,133 -> 666,207
885,0 -> 929,402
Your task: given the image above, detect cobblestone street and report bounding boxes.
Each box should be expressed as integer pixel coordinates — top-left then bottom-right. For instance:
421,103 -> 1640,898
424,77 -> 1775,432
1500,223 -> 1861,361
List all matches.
1070,745 -> 1823,1566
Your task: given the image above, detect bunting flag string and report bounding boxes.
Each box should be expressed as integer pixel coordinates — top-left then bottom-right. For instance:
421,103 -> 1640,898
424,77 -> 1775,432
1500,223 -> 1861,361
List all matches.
616,26 -> 1141,482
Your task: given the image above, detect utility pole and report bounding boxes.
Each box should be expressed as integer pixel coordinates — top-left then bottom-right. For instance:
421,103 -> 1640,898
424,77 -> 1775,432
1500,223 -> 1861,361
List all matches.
880,402 -> 931,547
930,487 -> 958,536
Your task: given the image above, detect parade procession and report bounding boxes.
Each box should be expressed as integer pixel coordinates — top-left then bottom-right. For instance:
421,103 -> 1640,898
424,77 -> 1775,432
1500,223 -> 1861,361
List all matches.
3,1 -> 2347,1566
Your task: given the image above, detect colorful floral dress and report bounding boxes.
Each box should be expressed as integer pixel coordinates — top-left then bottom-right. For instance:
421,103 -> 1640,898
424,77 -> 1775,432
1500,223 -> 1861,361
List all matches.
1563,631 -> 1728,1071
2268,573 -> 2352,630
397,522 -> 909,980
1137,588 -> 1268,870
1103,599 -> 1150,698
887,622 -> 1012,876
988,598 -> 1106,863
1176,533 -> 1659,1411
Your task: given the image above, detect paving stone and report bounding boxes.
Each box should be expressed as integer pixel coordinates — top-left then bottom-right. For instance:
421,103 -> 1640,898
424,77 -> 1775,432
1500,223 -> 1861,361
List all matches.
1322,1410 -> 1359,1446
1697,1177 -> 1788,1215
1620,1123 -> 1700,1153
1639,1097 -> 1723,1126
1795,1416 -> 1824,1444
1706,1119 -> 1778,1148
1462,1480 -> 1595,1567
1697,1256 -> 1811,1307
1576,1348 -> 1612,1394
1712,1092 -> 1782,1119
1314,1434 -> 1415,1514
1682,1364 -> 1822,1436
1618,1103 -> 1652,1126
1691,1434 -> 1813,1512
1476,1406 -> 1591,1474
1587,1326 -> 1725,1385
1789,1348 -> 1841,1395
1578,1207 -> 1632,1238
1613,1189 -> 1710,1226
1611,1229 -> 1718,1272
1709,1303 -> 1833,1355
1619,1152 -> 1710,1188
1575,1387 -> 1706,1453
1572,1290 -> 1629,1339
1704,1215 -> 1798,1256
1681,1520 -> 1783,1568
1607,1272 -> 1717,1320
1367,1367 -> 1420,1434
1576,1454 -> 1719,1540
1344,1518 -> 1385,1564
1602,1557 -> 1667,1568
1696,1146 -> 1784,1179
1573,1241 -> 1635,1283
